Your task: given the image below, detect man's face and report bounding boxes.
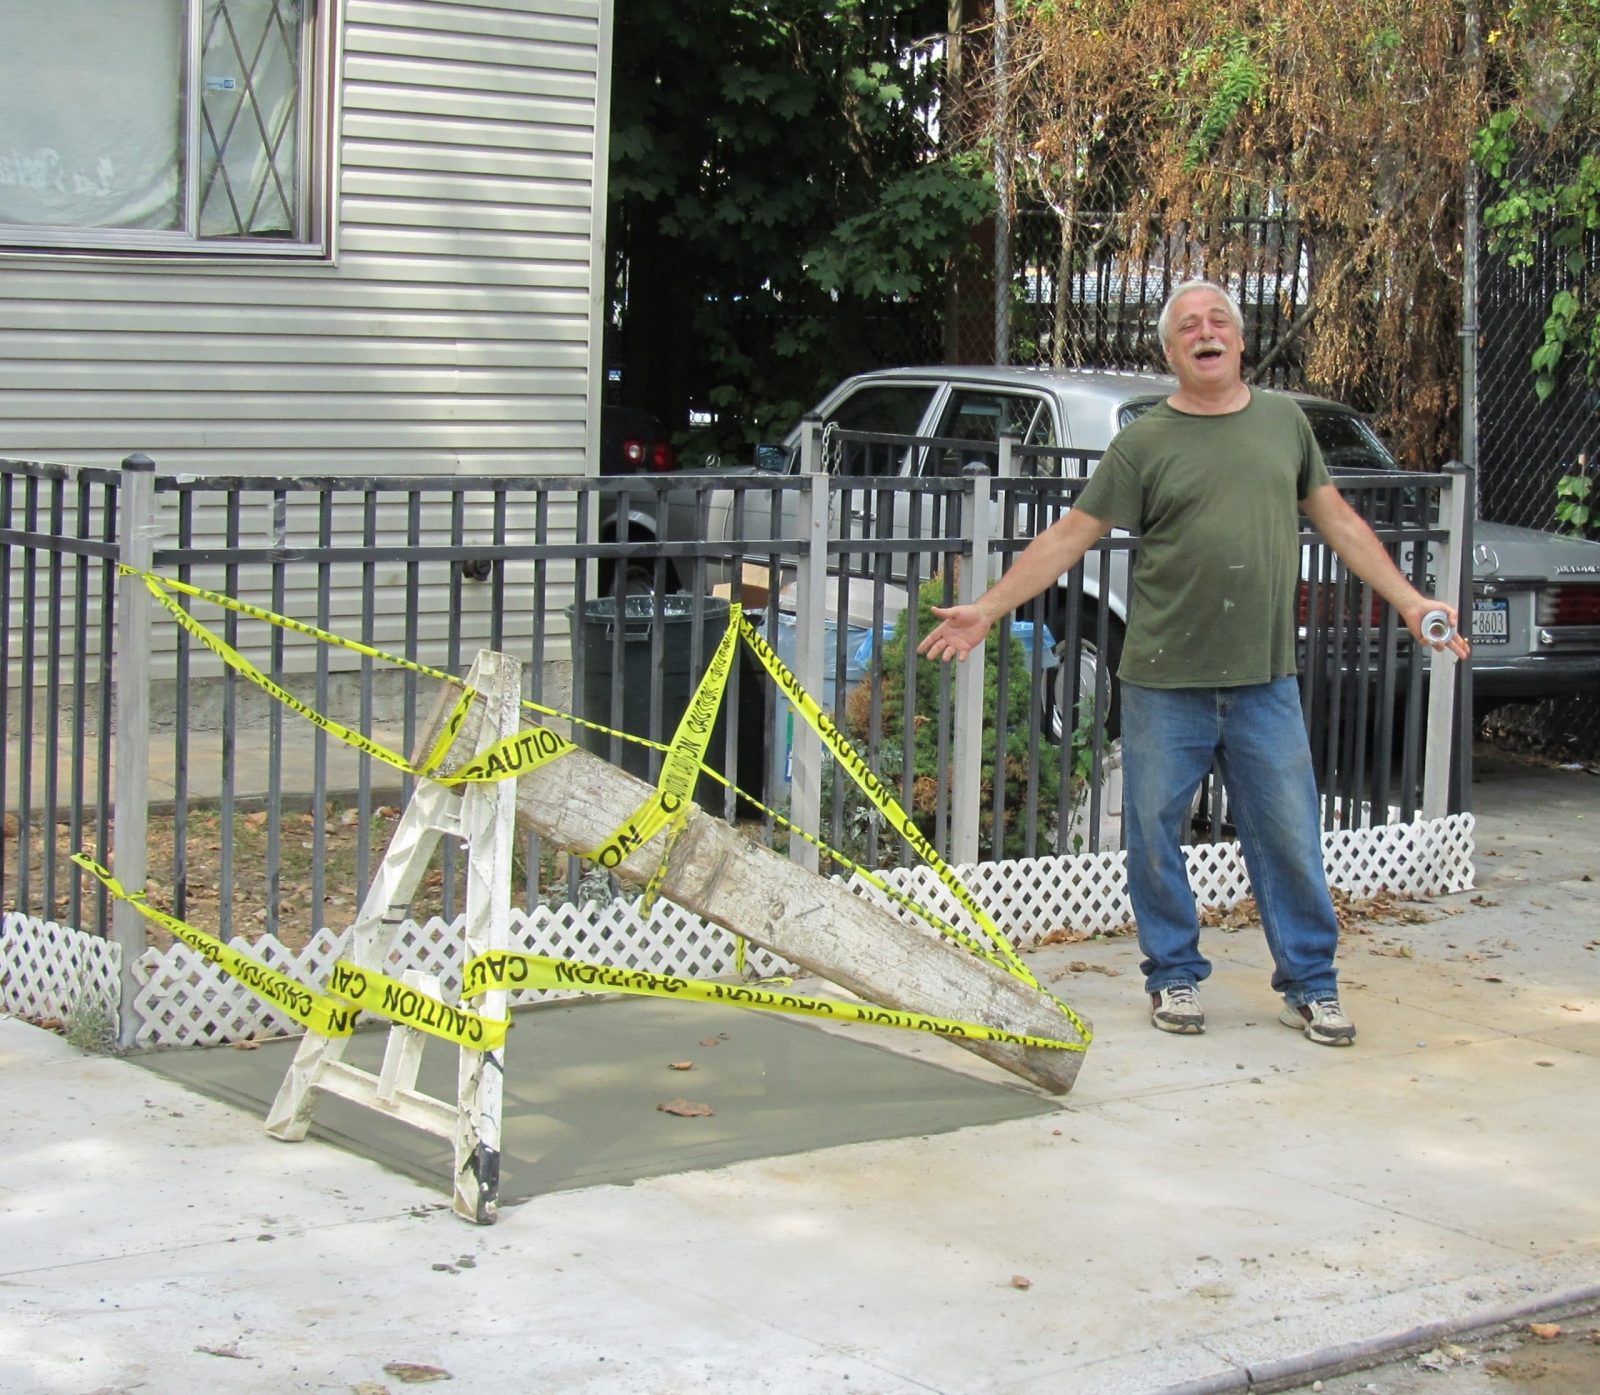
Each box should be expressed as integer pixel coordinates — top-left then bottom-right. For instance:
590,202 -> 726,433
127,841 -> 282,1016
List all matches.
1163,289 -> 1244,391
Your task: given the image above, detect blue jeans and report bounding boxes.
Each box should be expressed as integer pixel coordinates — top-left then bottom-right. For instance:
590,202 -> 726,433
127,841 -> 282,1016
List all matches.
1121,678 -> 1340,1005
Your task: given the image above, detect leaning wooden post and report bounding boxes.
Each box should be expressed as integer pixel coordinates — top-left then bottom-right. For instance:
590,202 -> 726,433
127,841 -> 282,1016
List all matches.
111,453 -> 156,1049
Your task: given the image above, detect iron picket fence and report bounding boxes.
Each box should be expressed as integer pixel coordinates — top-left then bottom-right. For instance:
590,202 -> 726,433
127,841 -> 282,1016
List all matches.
3,446 -> 1471,1008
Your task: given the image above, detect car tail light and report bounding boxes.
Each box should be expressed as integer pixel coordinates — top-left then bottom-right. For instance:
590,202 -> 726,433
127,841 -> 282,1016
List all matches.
1298,581 -> 1383,627
1538,584 -> 1600,626
622,436 -> 646,466
650,440 -> 676,472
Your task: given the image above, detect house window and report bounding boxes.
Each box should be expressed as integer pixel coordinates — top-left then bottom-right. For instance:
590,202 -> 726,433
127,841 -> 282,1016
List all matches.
0,0 -> 330,255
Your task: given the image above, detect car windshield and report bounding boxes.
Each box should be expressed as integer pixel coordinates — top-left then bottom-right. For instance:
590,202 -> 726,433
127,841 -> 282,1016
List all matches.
1299,407 -> 1397,472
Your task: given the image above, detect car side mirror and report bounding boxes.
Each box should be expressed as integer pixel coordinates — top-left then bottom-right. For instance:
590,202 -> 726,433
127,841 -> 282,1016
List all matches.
754,442 -> 793,473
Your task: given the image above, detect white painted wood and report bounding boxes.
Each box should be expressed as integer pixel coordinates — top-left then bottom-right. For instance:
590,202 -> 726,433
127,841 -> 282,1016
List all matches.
451,654 -> 522,1223
265,653 -> 526,1222
1424,469 -> 1468,818
952,474 -> 990,866
377,969 -> 439,1104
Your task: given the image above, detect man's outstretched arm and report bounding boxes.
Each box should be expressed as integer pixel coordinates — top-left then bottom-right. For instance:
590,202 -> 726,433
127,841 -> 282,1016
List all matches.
1300,484 -> 1471,659
918,507 -> 1113,662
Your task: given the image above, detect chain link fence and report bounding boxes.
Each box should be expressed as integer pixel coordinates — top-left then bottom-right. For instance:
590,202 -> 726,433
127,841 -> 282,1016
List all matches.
1475,166 -> 1600,762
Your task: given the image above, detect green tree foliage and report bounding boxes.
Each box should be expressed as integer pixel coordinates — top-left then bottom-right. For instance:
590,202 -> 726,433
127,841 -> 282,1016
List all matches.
1473,2 -> 1600,404
607,0 -> 993,459
995,0 -> 1478,466
990,0 -> 1600,461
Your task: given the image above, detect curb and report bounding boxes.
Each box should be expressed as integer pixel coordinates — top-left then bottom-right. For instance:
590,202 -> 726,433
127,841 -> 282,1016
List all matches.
1146,1283 -> 1600,1395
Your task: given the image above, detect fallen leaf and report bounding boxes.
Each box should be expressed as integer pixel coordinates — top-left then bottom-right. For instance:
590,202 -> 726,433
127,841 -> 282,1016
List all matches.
351,1383 -> 391,1395
668,1061 -> 694,1071
382,1362 -> 453,1383
1037,928 -> 1091,946
231,1040 -> 261,1051
195,1343 -> 248,1359
1009,1274 -> 1032,1290
1529,1322 -> 1562,1340
1561,1003 -> 1586,1012
244,811 -> 268,830
658,1098 -> 714,1117
1535,1059 -> 1556,1067
698,1038 -> 723,1048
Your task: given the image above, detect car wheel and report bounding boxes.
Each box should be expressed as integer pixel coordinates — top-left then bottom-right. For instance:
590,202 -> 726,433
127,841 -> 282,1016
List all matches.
1048,606 -> 1124,744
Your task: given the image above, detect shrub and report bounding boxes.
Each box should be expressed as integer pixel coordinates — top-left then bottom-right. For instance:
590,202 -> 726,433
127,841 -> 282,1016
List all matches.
825,574 -> 1077,866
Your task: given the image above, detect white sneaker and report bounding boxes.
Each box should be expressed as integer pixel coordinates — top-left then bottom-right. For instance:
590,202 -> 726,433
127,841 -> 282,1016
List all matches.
1280,997 -> 1356,1046
1150,984 -> 1204,1034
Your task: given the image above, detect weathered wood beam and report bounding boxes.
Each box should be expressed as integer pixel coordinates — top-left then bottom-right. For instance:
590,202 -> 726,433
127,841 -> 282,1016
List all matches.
427,666 -> 1089,1093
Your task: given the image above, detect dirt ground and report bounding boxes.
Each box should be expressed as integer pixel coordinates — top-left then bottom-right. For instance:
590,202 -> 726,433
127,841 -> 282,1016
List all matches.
3,802 -> 572,950
1276,1309 -> 1600,1394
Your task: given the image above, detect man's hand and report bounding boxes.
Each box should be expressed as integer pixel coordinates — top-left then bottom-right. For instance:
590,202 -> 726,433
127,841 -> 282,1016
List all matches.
918,604 -> 993,662
1399,598 -> 1473,660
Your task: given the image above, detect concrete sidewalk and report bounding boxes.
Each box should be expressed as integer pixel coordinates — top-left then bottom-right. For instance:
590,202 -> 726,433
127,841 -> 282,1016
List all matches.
2,748 -> 1597,1395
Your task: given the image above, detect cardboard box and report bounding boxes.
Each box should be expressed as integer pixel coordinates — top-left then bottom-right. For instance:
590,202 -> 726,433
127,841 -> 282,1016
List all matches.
712,563 -> 780,609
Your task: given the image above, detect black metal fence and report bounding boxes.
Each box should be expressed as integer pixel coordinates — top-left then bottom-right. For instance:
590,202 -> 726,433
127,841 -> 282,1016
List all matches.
3,446 -> 1470,954
1008,209 -> 1312,386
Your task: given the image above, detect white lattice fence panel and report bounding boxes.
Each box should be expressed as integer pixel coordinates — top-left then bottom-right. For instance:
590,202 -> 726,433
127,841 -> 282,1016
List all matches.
1324,813 -> 1476,898
117,812 -> 1476,1046
129,895 -> 799,1046
134,941 -> 305,1047
852,813 -> 1475,945
0,912 -> 120,1021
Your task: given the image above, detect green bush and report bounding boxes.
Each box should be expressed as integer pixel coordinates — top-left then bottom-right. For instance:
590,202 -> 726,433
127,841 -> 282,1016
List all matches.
826,574 -> 1078,866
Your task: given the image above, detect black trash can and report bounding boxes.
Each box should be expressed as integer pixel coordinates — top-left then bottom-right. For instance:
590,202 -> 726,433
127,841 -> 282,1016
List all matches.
568,594 -> 763,809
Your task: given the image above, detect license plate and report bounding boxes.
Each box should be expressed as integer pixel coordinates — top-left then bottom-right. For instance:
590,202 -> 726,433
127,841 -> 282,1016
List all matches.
1472,596 -> 1509,644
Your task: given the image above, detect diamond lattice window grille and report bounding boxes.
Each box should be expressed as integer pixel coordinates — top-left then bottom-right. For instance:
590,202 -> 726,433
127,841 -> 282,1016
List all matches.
198,0 -> 303,238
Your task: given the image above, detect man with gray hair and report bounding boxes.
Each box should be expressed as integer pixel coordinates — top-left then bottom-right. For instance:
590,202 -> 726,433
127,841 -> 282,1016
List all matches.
919,279 -> 1469,1045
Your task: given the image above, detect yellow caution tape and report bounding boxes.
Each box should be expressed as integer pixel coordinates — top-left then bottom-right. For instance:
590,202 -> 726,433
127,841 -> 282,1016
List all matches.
419,688 -> 478,776
326,960 -> 507,1050
736,615 -> 1091,1047
462,951 -> 1086,1052
584,790 -> 690,869
126,566 -> 576,787
72,854 -> 358,1038
437,722 -> 577,786
117,568 -> 1091,1056
583,599 -> 741,869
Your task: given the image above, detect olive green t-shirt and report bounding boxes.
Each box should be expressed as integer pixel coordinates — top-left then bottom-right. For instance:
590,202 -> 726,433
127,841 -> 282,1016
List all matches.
1074,389 -> 1330,688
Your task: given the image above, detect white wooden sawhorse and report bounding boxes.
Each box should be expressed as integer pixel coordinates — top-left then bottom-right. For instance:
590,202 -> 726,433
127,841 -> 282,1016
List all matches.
265,650 -> 522,1224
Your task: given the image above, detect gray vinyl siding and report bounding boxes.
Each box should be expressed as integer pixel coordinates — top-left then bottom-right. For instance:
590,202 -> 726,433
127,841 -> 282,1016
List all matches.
0,0 -> 610,481
1,0 -> 611,680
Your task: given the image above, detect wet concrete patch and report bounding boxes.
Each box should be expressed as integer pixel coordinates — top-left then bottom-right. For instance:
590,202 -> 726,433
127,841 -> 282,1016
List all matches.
134,995 -> 1055,1204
